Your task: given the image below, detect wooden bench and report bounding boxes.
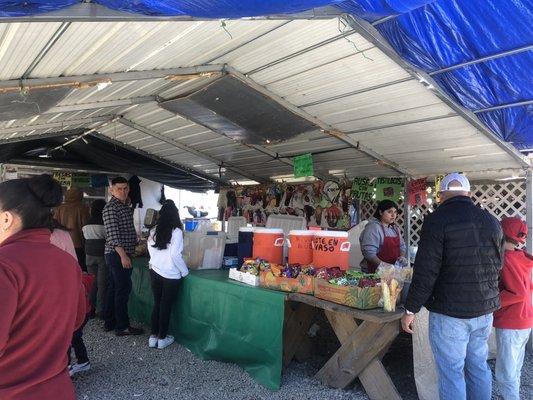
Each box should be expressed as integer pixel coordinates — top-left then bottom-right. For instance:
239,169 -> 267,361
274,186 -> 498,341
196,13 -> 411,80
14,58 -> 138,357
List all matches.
284,293 -> 404,400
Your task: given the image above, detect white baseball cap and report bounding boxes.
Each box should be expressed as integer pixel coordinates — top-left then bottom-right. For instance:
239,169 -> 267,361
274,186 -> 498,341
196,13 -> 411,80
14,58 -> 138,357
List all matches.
439,172 -> 471,192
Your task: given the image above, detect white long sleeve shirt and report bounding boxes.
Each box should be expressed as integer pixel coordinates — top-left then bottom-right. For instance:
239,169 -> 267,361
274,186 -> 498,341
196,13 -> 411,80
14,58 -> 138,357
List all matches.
148,228 -> 189,280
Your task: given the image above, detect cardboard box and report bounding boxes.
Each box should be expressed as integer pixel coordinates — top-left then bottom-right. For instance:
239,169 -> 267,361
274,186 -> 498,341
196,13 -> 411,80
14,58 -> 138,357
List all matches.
228,268 -> 260,286
314,279 -> 381,309
259,271 -> 314,294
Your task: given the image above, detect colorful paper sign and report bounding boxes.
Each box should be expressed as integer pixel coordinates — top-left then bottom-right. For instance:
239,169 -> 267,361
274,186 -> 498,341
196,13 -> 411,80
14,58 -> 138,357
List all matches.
434,175 -> 445,203
71,173 -> 91,188
351,177 -> 374,201
408,178 -> 428,206
293,153 -> 314,178
53,172 -> 72,188
375,177 -> 403,202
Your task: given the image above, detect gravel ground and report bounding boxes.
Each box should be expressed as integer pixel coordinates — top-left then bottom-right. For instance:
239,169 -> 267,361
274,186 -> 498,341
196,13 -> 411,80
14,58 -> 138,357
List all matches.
75,319 -> 532,400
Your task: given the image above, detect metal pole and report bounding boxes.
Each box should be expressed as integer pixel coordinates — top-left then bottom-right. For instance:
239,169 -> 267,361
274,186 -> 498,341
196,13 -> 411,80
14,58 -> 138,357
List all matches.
526,169 -> 533,351
403,178 -> 411,265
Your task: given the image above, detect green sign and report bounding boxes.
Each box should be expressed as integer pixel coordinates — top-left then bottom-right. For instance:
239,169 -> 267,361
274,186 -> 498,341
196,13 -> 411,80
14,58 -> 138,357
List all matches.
72,173 -> 91,188
293,153 -> 314,178
375,177 -> 403,202
351,177 -> 374,201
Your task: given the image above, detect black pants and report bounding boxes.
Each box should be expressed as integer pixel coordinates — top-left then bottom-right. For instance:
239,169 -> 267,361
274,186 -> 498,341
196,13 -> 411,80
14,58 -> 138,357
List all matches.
75,248 -> 87,272
104,251 -> 133,332
70,317 -> 89,364
150,269 -> 180,339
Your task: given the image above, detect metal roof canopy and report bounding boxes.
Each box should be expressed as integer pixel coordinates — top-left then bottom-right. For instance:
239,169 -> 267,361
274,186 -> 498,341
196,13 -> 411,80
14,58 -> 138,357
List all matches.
0,16 -> 527,186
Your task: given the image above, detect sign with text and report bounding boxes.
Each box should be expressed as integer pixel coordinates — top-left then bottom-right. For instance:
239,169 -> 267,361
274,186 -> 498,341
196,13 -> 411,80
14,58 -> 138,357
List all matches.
351,177 -> 374,201
375,177 -> 403,202
408,178 -> 428,206
53,172 -> 72,188
293,153 -> 314,178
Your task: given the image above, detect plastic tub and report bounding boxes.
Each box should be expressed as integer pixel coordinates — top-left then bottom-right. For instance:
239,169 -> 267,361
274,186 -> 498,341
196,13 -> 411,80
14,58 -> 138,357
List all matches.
252,228 -> 284,264
312,231 -> 351,270
287,230 -> 315,265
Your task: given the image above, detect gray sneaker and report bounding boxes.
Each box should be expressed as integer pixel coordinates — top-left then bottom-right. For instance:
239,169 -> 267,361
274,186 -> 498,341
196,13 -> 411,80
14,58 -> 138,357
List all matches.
157,336 -> 174,349
69,361 -> 91,376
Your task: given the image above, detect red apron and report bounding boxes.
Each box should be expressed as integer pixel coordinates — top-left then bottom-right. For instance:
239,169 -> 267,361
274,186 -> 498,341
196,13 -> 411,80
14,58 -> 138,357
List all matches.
368,224 -> 401,273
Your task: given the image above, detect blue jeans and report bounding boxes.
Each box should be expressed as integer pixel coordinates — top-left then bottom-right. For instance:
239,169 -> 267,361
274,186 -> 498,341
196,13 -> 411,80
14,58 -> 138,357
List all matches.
103,252 -> 133,332
495,328 -> 531,400
429,312 -> 493,400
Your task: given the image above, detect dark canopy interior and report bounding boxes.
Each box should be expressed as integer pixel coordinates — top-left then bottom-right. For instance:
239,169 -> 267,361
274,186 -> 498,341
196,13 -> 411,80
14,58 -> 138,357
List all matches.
0,133 -> 218,191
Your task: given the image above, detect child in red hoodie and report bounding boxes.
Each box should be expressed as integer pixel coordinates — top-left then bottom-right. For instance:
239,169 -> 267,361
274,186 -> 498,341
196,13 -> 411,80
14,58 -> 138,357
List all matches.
493,217 -> 533,400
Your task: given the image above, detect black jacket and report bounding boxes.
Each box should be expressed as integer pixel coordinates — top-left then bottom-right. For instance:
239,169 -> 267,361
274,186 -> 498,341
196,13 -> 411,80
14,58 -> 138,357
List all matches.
405,196 -> 504,318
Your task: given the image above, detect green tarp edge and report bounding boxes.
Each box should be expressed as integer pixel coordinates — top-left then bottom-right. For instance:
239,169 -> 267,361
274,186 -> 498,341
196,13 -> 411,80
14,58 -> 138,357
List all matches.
129,259 -> 286,390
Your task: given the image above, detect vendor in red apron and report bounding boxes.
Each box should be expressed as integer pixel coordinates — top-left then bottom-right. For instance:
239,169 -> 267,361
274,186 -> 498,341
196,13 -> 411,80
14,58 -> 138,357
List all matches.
359,200 -> 407,273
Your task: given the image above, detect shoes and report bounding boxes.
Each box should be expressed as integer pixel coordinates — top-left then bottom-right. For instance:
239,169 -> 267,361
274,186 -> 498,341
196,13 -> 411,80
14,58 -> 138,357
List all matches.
115,326 -> 144,336
69,361 -> 91,377
157,335 -> 174,349
148,335 -> 158,348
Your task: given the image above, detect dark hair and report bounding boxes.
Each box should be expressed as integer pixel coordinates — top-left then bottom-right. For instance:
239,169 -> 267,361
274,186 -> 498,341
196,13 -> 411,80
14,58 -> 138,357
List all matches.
111,176 -> 128,185
152,200 -> 183,250
0,174 -> 63,230
88,199 -> 106,225
373,200 -> 399,219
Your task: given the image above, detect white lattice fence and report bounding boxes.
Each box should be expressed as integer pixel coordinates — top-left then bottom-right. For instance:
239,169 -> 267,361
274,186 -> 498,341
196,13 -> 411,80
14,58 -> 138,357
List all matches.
359,180 -> 526,246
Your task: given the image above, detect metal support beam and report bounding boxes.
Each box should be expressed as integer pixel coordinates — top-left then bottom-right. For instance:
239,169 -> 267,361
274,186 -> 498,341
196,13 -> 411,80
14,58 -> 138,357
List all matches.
343,14 -> 530,169
21,22 -> 71,79
403,179 -> 411,266
526,169 -> 533,352
0,65 -> 225,94
0,128 -> 87,145
0,115 -> 111,136
44,96 -> 157,114
473,99 -> 533,114
225,65 -> 410,176
118,117 -> 268,184
0,3 -> 343,23
429,44 -> 533,76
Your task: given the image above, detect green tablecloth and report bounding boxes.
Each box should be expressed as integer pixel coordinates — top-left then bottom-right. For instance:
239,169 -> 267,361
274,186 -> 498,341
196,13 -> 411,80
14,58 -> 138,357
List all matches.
129,259 -> 286,390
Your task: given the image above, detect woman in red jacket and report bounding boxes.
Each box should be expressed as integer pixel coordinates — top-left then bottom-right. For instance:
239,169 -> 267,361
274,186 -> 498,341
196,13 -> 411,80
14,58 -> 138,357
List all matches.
494,217 -> 533,400
0,175 -> 86,400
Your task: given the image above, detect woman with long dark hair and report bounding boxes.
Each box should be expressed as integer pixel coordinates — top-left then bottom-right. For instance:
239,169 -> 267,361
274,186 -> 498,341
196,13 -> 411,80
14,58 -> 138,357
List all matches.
147,200 -> 188,349
0,175 -> 85,400
359,199 -> 407,273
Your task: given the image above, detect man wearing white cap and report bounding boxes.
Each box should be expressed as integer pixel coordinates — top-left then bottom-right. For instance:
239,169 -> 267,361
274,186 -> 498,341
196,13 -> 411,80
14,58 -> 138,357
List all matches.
401,172 -> 504,400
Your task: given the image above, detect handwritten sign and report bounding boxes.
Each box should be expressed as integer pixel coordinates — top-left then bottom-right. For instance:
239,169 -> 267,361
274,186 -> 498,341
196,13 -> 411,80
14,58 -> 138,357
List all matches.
375,177 -> 403,202
293,153 -> 314,178
53,172 -> 72,188
408,178 -> 428,206
351,177 -> 374,201
434,175 -> 445,203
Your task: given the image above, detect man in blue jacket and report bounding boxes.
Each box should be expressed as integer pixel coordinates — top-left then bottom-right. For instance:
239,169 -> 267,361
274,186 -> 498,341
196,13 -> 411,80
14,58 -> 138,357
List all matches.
402,172 -> 504,400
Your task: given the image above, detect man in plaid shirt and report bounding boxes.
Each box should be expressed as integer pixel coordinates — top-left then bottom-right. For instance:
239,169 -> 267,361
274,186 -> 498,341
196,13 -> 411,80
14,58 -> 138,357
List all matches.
103,177 -> 143,336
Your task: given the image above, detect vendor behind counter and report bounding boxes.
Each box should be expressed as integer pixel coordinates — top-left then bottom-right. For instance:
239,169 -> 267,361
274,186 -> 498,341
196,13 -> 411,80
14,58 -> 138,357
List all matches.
359,200 -> 406,273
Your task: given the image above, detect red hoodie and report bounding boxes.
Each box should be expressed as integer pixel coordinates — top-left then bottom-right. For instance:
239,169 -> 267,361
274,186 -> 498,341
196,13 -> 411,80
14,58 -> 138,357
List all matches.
493,249 -> 533,329
0,229 -> 86,400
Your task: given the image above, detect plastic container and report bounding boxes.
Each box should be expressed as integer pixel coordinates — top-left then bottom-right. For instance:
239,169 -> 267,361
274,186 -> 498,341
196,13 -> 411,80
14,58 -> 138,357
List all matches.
312,231 -> 351,270
200,231 -> 226,270
182,231 -> 205,269
222,256 -> 239,269
184,219 -> 198,232
237,227 -> 254,266
287,230 -> 315,265
252,228 -> 284,264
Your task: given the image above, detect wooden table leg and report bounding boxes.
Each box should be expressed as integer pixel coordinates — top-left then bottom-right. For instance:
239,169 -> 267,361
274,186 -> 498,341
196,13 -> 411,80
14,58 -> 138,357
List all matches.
283,302 -> 316,367
316,310 -> 401,399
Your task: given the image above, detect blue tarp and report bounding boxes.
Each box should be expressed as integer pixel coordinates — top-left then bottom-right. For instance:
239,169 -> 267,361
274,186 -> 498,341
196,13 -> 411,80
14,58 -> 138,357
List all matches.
0,0 -> 531,150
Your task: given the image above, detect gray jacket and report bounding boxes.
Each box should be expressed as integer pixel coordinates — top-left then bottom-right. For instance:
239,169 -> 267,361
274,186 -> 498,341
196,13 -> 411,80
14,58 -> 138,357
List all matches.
359,217 -> 406,269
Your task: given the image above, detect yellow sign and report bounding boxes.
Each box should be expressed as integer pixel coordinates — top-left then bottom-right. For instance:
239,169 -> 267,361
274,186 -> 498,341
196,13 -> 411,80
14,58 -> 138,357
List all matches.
53,172 -> 72,188
434,175 -> 445,203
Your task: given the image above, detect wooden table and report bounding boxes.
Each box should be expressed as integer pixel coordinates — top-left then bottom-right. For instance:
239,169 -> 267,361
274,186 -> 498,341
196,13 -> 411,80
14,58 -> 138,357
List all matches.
284,293 -> 404,400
